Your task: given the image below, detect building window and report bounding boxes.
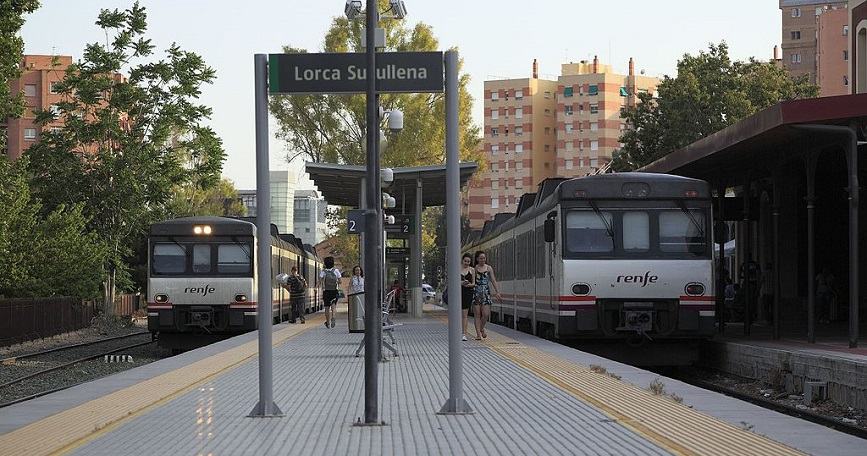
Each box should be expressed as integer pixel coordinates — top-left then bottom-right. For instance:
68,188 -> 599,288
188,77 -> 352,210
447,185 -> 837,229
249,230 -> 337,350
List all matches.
491,197 -> 499,209
791,31 -> 801,40
544,91 -> 551,98
544,127 -> 550,135
590,140 -> 599,151
590,122 -> 598,132
565,159 -> 573,170
844,75 -> 849,86
515,107 -> 523,119
544,162 -> 550,168
49,104 -> 61,117
491,180 -> 499,190
791,53 -> 801,64
565,123 -> 573,133
515,89 -> 523,99
620,87 -> 629,97
49,81 -> 62,94
564,86 -> 574,97
24,84 -> 36,97
843,50 -> 848,61
491,162 -> 498,172
590,103 -> 599,114
564,105 -> 573,115
515,126 -> 523,136
491,128 -> 499,137
544,108 -> 551,116
515,143 -> 523,153
791,8 -> 801,18
24,128 -> 37,140
544,144 -> 550,152
491,109 -> 498,120
843,25 -> 849,36
588,85 -> 599,96
491,91 -> 499,101
491,144 -> 499,155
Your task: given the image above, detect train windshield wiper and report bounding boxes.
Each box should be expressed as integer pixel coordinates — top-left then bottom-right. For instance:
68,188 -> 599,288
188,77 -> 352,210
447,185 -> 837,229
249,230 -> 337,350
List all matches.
588,201 -> 616,248
677,201 -> 705,239
230,236 -> 252,260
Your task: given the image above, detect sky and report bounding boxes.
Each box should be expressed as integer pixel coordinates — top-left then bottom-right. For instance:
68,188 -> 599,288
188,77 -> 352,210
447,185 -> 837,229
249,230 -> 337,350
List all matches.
21,1 -> 782,189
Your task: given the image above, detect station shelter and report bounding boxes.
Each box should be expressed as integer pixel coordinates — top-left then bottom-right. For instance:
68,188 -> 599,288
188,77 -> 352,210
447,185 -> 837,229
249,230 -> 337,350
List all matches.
305,162 -> 478,316
642,93 -> 867,347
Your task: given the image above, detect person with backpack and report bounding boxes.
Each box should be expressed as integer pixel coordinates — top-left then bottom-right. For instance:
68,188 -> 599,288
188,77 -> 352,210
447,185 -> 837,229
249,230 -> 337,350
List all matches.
319,256 -> 341,328
285,266 -> 307,324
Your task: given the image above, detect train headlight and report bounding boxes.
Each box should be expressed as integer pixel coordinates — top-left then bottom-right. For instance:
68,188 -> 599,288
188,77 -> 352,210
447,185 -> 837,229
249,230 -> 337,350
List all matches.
571,283 -> 591,296
154,294 -> 169,303
685,283 -> 705,296
234,294 -> 247,302
193,225 -> 212,235
203,225 -> 212,235
193,226 -> 203,234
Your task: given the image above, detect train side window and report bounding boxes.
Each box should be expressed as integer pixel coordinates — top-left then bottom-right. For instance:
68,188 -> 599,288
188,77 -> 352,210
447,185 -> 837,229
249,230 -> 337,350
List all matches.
192,244 -> 211,273
535,226 -> 545,278
218,244 -> 252,274
153,243 -> 186,274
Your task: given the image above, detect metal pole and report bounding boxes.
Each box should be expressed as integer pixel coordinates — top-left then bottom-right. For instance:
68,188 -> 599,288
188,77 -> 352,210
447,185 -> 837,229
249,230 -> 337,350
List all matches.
743,177 -> 752,336
248,53 -> 283,418
717,182 -> 726,335
412,177 -> 423,317
439,50 -> 473,415
772,171 -> 781,340
845,127 -> 859,349
361,0 -> 381,425
806,153 -> 817,344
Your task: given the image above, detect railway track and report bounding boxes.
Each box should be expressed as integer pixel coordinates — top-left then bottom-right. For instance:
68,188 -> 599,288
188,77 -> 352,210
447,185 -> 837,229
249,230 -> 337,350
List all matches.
0,332 -> 158,408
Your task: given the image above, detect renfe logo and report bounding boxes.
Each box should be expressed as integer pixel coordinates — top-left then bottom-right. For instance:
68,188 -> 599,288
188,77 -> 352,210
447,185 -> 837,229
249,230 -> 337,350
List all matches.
616,272 -> 658,287
184,285 -> 216,296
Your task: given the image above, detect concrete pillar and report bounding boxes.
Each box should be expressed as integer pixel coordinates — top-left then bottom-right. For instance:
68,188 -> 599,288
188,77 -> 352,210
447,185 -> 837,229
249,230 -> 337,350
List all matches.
410,178 -> 424,317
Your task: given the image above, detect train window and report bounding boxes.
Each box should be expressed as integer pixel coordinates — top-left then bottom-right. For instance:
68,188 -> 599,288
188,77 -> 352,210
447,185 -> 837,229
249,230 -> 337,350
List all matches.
622,212 -> 650,252
535,226 -> 545,278
153,243 -> 186,274
192,244 -> 211,273
218,244 -> 252,274
565,211 -> 614,253
659,211 -> 706,255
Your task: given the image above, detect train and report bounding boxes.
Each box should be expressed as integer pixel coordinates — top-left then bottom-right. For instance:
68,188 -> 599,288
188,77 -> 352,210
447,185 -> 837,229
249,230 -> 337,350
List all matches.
146,216 -> 322,352
463,173 -> 715,364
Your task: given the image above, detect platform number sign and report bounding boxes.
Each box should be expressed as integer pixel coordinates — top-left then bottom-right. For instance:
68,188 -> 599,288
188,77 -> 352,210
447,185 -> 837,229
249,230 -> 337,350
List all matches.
347,209 -> 366,235
385,215 -> 414,234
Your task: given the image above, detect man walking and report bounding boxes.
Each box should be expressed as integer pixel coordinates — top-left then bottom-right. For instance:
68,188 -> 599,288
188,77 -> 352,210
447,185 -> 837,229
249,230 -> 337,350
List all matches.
286,266 -> 307,324
320,256 -> 341,328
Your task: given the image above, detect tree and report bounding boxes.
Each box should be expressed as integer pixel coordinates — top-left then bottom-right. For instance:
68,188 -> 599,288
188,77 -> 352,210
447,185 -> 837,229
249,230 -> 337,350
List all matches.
612,42 -> 818,171
167,178 -> 246,218
0,156 -> 107,299
0,0 -> 40,150
268,2 -> 481,167
24,2 -> 224,310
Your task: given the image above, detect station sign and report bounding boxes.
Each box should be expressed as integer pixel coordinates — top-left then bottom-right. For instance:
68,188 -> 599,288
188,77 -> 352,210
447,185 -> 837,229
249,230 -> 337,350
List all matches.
385,214 -> 414,234
268,52 -> 444,94
347,209 -> 366,235
386,247 -> 410,258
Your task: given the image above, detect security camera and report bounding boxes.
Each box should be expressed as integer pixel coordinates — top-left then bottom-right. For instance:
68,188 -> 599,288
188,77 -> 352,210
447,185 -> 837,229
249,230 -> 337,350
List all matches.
386,215 -> 396,225
345,0 -> 362,20
381,168 -> 394,185
387,109 -> 404,131
390,0 -> 407,19
382,193 -> 396,209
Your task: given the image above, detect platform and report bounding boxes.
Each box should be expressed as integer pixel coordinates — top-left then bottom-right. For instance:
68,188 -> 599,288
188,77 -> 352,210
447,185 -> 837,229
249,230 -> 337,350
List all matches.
704,322 -> 867,409
1,308 -> 864,455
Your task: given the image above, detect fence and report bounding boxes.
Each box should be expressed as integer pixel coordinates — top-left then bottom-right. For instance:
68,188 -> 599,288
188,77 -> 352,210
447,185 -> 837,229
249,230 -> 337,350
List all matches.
0,294 -> 142,347
0,297 -> 96,347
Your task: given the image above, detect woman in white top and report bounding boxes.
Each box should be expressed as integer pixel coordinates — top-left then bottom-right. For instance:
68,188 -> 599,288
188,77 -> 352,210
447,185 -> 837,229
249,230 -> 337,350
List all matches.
349,266 -> 364,293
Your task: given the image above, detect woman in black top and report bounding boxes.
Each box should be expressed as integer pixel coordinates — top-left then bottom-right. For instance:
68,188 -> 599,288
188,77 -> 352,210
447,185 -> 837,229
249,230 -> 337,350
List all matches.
460,253 -> 475,341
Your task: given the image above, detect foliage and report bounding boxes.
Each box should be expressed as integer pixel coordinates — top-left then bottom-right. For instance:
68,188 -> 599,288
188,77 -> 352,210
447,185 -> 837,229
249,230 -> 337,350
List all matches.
0,157 -> 107,298
612,42 -> 818,171
0,0 -> 40,150
24,2 -> 224,300
167,178 -> 246,218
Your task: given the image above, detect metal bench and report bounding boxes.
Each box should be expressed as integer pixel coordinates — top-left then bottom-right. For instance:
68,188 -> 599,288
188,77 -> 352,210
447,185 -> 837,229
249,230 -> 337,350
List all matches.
354,289 -> 401,359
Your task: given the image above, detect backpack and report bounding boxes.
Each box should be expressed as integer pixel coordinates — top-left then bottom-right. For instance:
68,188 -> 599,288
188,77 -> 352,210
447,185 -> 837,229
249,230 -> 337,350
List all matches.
288,275 -> 306,294
322,268 -> 339,291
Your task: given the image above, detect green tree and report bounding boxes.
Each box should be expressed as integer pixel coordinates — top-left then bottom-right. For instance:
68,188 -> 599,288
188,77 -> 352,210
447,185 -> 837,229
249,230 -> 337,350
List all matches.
612,42 -> 818,171
0,157 -> 107,299
24,2 -> 224,309
0,0 -> 40,150
167,178 -> 246,217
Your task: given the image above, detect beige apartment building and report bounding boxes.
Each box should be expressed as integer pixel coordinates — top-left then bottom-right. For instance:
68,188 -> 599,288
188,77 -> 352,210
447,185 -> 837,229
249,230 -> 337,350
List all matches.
466,57 -> 658,229
555,57 -> 657,176
780,1 -> 850,96
3,55 -> 72,159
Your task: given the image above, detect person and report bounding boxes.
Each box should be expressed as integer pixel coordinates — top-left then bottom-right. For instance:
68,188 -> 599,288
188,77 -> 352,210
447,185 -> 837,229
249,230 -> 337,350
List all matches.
319,257 -> 341,328
284,266 -> 307,324
815,267 -> 835,324
349,266 -> 364,322
723,278 -> 736,322
473,250 -> 501,340
460,253 -> 476,341
389,280 -> 406,312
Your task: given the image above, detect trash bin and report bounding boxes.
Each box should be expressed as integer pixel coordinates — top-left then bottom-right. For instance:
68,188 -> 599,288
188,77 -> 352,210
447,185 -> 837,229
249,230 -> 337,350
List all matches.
348,291 -> 365,333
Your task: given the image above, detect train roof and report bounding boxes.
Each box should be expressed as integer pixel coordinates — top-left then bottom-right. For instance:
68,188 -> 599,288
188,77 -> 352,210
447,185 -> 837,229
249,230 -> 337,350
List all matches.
150,216 -> 255,236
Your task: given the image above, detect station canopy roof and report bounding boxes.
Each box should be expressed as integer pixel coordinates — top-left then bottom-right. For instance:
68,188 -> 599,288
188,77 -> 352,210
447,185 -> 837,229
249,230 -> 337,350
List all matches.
641,93 -> 867,182
304,162 -> 478,208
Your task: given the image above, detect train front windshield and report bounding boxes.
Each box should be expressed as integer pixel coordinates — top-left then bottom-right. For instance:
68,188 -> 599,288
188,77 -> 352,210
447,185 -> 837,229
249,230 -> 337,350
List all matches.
151,238 -> 253,277
563,206 -> 710,259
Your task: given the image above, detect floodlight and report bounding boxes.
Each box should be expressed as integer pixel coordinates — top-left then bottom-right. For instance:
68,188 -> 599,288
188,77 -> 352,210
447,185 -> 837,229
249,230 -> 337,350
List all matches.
387,109 -> 403,131
381,168 -> 394,185
389,0 -> 407,19
345,0 -> 362,20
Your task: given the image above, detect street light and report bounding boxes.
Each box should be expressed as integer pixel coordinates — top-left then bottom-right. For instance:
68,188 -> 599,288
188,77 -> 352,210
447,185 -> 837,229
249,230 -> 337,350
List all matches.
344,1 -> 362,20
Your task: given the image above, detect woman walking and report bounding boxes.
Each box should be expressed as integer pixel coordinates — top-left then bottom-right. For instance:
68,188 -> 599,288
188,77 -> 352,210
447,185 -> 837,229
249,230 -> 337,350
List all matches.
473,250 -> 501,340
460,253 -> 475,341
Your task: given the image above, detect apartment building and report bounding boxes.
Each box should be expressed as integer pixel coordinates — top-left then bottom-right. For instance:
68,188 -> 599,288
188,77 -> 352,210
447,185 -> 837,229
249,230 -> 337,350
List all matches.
556,57 -> 658,176
467,57 -> 658,229
3,55 -> 72,159
293,189 -> 327,245
780,1 -> 850,96
852,0 -> 867,93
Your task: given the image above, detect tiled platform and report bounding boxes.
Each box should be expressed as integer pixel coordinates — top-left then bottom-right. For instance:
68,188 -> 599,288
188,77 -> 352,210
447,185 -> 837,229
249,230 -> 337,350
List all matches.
1,309 -> 864,455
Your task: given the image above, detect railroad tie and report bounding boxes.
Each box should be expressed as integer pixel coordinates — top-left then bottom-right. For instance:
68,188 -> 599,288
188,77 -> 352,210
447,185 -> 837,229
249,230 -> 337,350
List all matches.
103,355 -> 133,363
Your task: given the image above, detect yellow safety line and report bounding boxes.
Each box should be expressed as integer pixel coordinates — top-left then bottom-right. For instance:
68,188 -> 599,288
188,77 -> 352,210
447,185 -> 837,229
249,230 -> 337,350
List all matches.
477,328 -> 805,456
0,314 -> 324,456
